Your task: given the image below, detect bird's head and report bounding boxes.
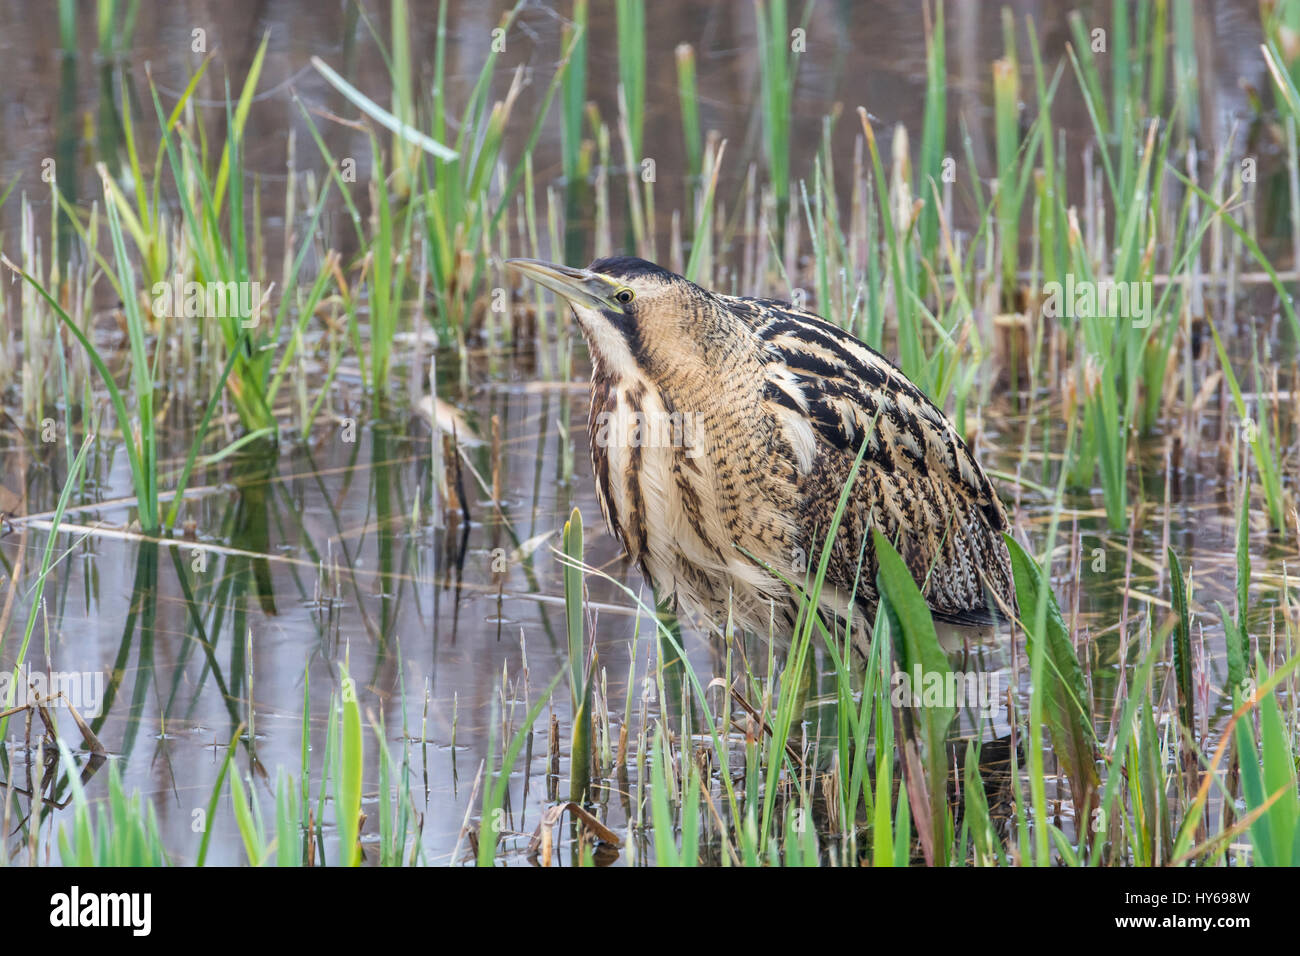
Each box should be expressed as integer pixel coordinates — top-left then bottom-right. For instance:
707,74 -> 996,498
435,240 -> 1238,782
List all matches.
506,256 -> 707,377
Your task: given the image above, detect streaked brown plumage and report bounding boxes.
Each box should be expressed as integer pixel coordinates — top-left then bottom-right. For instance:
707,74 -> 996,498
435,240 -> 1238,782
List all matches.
507,255 -> 1015,652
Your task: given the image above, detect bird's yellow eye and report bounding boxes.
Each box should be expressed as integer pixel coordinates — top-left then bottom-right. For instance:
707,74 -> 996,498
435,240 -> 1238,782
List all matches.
614,288 -> 635,305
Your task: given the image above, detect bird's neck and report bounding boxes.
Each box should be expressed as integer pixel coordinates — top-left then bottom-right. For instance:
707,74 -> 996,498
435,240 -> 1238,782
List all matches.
642,301 -> 758,384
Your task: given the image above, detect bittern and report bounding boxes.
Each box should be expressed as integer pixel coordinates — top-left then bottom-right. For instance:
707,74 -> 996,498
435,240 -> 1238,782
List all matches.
507,256 -> 1015,652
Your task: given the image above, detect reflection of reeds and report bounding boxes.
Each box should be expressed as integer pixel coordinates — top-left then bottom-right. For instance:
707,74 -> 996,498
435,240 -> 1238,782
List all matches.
0,434 -> 93,747
563,508 -> 594,807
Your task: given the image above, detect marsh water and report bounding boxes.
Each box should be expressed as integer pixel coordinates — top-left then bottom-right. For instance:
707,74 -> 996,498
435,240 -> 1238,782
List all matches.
0,1 -> 1295,864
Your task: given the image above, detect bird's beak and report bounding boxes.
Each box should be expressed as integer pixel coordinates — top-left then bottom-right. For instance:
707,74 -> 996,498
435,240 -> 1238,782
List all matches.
505,258 -> 624,312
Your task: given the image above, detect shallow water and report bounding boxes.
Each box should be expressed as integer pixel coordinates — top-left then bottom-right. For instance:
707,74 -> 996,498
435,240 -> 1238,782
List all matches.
2,325 -> 1292,863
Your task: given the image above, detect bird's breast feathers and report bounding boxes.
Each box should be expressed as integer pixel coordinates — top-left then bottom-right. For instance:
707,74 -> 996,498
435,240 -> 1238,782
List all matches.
588,364 -> 804,630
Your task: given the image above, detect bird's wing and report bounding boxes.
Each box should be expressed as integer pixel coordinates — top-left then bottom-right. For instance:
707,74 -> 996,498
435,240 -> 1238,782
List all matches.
732,296 -> 1014,620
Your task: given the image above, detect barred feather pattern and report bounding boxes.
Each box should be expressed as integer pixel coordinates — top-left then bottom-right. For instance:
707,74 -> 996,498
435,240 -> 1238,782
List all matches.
577,261 -> 1015,651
